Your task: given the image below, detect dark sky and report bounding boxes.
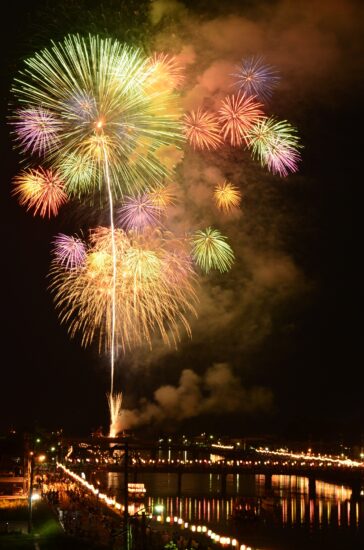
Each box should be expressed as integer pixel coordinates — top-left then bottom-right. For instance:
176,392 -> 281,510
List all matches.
1,0 -> 363,440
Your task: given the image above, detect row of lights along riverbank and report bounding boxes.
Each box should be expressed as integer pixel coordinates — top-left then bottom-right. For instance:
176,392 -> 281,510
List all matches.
57,463 -> 258,550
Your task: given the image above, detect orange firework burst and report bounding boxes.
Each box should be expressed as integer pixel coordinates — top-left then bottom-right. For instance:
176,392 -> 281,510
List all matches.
13,167 -> 68,218
219,92 -> 264,147
50,227 -> 197,352
214,181 -> 242,213
147,52 -> 184,91
184,108 -> 223,151
147,184 -> 177,209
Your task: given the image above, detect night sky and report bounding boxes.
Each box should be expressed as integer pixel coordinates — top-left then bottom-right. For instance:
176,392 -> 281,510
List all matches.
1,0 -> 363,440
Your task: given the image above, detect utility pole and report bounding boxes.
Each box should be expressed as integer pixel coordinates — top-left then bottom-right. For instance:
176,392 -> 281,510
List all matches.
123,439 -> 129,550
27,454 -> 34,534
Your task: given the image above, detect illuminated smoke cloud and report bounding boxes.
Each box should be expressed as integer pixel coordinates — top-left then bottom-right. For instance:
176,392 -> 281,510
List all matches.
119,363 -> 273,430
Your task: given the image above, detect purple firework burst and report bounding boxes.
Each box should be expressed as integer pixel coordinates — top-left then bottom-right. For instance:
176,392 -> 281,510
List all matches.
117,195 -> 161,231
53,233 -> 87,269
265,140 -> 301,177
13,107 -> 62,155
232,55 -> 280,103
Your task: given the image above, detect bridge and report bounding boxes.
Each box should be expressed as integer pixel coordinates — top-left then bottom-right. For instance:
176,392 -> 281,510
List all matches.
58,437 -> 364,500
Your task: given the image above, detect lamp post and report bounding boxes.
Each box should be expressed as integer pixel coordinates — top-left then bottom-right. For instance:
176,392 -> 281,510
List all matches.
27,453 -> 46,533
124,439 -> 129,550
27,453 -> 35,534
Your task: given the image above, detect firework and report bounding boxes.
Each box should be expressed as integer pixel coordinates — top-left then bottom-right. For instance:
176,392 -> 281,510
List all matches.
147,52 -> 184,91
247,117 -> 301,176
219,92 -> 264,147
50,227 -> 197,351
117,195 -> 161,230
147,184 -> 177,209
13,167 -> 68,218
12,107 -> 62,156
107,392 -> 123,438
219,92 -> 263,146
57,152 -> 97,197
12,35 -> 184,197
191,227 -> 234,273
52,233 -> 87,269
214,181 -> 242,213
232,55 -> 280,103
183,108 -> 223,151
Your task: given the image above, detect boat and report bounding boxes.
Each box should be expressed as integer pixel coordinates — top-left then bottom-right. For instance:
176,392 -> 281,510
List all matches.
128,482 -> 146,500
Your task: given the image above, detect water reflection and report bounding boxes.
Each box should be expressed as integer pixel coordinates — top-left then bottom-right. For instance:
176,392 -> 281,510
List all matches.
102,471 -> 362,530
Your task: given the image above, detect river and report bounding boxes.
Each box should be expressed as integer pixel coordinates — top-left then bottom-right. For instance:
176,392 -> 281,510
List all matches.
98,471 -> 364,549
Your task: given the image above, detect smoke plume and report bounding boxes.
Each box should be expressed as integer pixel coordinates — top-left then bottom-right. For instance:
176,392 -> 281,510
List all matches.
118,363 -> 272,430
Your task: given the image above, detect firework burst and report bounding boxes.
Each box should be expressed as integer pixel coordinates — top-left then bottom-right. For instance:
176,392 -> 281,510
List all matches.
52,234 -> 87,269
13,167 -> 68,218
191,227 -> 234,273
183,108 -> 223,150
12,107 -> 62,156
247,117 -> 301,176
117,194 -> 161,231
147,184 -> 177,209
214,181 -> 242,213
12,35 -> 184,198
219,92 -> 264,147
50,227 -> 197,352
147,52 -> 184,91
232,55 -> 280,103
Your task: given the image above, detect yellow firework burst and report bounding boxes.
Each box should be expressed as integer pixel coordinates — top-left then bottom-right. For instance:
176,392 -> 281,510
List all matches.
213,181 -> 242,213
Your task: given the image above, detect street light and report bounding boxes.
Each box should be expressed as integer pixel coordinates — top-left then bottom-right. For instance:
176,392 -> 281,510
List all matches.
28,453 -> 46,533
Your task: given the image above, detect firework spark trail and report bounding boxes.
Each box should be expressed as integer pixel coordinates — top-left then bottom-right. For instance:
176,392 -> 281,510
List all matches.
103,143 -> 117,396
50,227 -> 198,353
107,392 -> 123,437
10,33 -> 305,433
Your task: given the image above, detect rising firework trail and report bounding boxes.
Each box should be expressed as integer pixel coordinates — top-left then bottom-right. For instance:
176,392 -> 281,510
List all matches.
10,32 -> 302,435
107,392 -> 123,438
11,34 -> 185,429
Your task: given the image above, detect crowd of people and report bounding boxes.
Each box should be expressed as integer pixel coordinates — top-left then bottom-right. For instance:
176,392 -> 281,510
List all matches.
35,471 -> 208,550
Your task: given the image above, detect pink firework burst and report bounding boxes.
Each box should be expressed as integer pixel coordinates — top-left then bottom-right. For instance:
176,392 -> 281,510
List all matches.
53,233 -> 87,269
117,194 -> 162,230
147,52 -> 185,90
265,140 -> 301,177
183,108 -> 223,151
218,92 -> 264,147
13,167 -> 68,218
13,107 -> 61,155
